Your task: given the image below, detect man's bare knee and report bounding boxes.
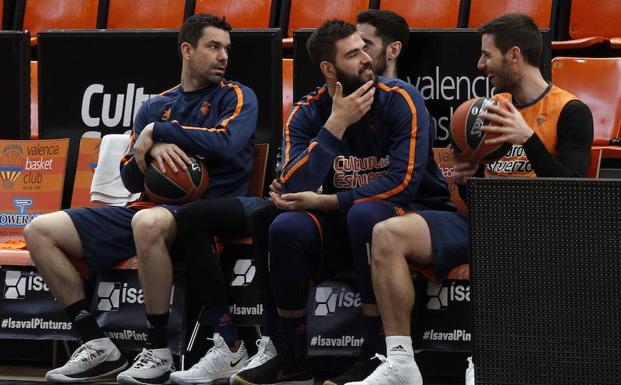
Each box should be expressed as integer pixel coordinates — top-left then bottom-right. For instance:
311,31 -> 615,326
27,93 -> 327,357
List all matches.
24,212 -> 82,262
371,220 -> 401,263
132,208 -> 176,248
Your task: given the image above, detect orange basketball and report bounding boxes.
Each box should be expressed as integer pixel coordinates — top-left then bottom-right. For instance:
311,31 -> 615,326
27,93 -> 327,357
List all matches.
449,97 -> 512,163
144,156 -> 208,204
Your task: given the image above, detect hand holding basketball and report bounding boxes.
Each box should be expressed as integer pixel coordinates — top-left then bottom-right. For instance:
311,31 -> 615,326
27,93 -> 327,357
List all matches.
479,101 -> 534,146
149,142 -> 192,174
144,156 -> 208,204
450,97 -> 513,164
134,123 -> 155,172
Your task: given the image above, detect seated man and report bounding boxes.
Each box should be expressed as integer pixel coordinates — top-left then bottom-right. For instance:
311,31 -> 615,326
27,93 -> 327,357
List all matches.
246,10 -> 411,385
362,13 -> 594,385
232,19 -> 457,385
24,13 -> 258,385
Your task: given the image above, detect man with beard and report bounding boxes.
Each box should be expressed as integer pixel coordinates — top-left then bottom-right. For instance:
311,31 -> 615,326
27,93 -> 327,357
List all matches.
24,13 -> 258,385
356,9 -> 409,79
361,13 -> 593,385
231,19 -> 456,385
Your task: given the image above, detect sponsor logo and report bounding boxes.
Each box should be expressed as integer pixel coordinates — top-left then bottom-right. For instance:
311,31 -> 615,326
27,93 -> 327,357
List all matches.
3,270 -> 49,299
426,281 -> 470,310
230,259 -> 256,287
230,356 -> 244,367
229,303 -> 263,316
0,144 -> 25,188
422,329 -> 471,342
104,329 -> 148,342
96,281 -> 175,311
390,344 -> 407,353
0,198 -> 37,228
1,317 -> 72,331
309,334 -> 364,347
333,155 -> 390,189
81,83 -> 155,128
313,286 -> 361,316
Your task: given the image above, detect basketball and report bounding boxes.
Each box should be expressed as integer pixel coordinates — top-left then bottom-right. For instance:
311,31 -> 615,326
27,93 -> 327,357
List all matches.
449,97 -> 512,163
144,156 -> 208,204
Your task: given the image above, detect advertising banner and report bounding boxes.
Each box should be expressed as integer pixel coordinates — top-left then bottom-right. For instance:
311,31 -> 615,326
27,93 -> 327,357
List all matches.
412,278 -> 471,352
0,139 -> 69,238
93,269 -> 186,354
221,245 -> 263,326
0,266 -> 78,340
307,280 -> 365,357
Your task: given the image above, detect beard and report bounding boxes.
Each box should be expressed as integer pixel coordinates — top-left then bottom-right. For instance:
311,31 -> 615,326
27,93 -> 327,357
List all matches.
372,51 -> 388,77
335,63 -> 375,96
491,58 -> 517,93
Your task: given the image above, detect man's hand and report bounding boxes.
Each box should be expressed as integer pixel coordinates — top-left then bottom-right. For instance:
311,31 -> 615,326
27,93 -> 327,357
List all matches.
324,80 -> 375,139
134,123 -> 155,172
451,146 -> 480,185
149,142 -> 192,174
270,191 -> 338,211
479,101 -> 534,145
269,179 -> 284,195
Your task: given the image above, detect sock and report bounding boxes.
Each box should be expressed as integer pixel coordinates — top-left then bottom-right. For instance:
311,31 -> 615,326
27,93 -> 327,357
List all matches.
65,299 -> 105,342
386,335 -> 415,364
206,305 -> 238,349
280,316 -> 307,358
363,315 -> 386,355
146,312 -> 169,349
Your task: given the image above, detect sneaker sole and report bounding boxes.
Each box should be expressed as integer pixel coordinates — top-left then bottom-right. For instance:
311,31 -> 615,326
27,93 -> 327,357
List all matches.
169,369 -> 239,385
323,381 -> 339,385
46,361 -> 129,383
229,375 -> 313,385
117,372 -> 172,385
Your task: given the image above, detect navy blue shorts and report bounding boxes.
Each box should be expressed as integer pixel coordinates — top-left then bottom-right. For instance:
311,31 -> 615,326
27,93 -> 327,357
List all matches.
416,210 -> 469,281
66,196 -> 265,277
65,205 -> 146,277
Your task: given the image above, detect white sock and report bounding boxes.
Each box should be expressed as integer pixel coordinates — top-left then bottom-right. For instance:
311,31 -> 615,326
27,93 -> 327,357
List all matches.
386,336 -> 415,364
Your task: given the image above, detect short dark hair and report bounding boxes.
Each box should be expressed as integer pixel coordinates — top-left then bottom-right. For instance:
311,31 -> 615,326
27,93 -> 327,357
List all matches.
356,9 -> 410,49
306,19 -> 357,67
479,13 -> 542,66
178,13 -> 232,50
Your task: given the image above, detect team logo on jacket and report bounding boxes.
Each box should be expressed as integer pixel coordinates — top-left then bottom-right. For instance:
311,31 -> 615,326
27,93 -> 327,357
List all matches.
333,155 -> 390,189
200,101 -> 211,116
536,113 -> 547,125
161,108 -> 171,121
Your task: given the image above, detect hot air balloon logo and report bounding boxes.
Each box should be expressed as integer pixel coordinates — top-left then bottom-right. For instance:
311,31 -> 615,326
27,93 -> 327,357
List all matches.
0,144 -> 25,188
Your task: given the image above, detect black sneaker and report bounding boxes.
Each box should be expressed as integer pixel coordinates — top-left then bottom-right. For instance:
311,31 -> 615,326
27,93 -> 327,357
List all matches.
323,354 -> 383,385
230,354 -> 313,385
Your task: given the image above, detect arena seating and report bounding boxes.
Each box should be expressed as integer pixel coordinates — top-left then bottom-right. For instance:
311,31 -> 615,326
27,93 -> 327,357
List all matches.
281,0 -> 370,47
15,0 -> 100,45
105,0 -> 187,29
467,0 -> 555,29
194,0 -> 276,28
379,0 -> 463,28
552,0 -> 621,50
551,57 -> 621,158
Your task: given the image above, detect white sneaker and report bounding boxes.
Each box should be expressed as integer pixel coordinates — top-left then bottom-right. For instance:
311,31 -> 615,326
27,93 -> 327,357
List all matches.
169,333 -> 248,385
45,337 -> 128,383
466,356 -> 475,385
117,348 -> 174,385
240,336 -> 277,371
345,354 -> 423,385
